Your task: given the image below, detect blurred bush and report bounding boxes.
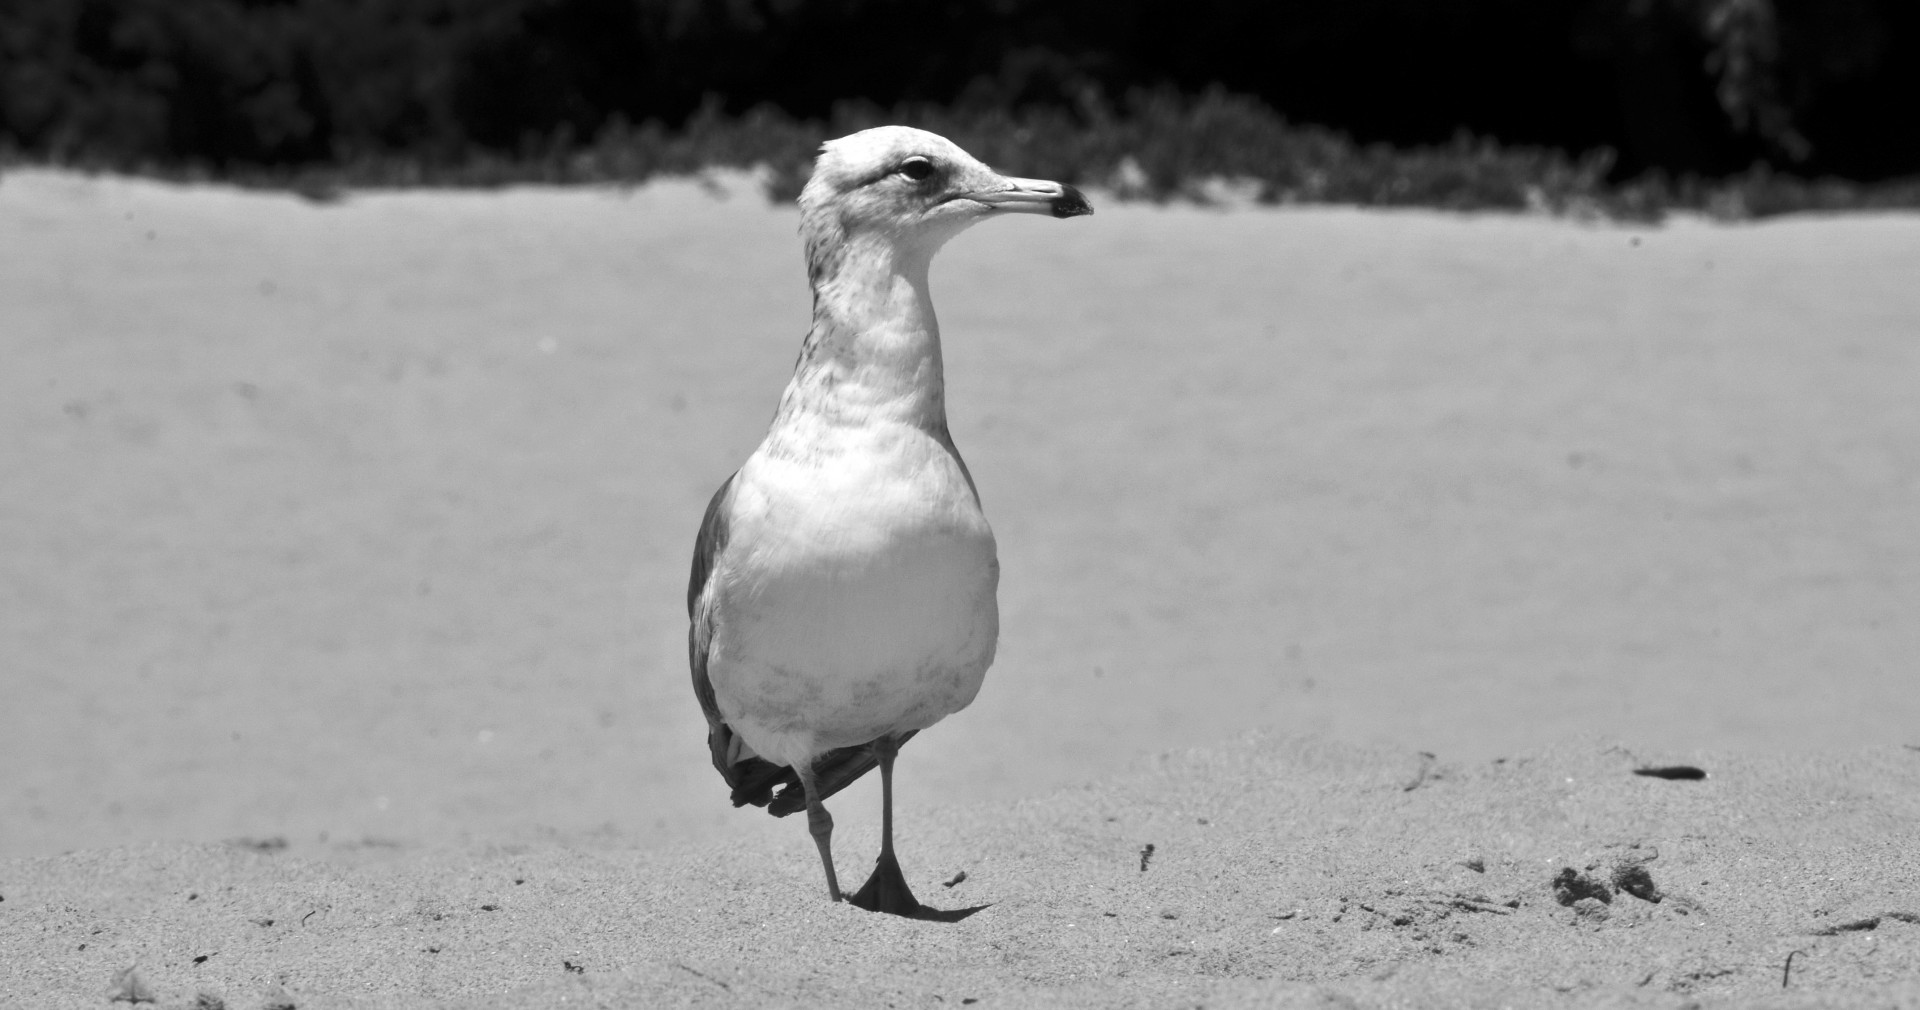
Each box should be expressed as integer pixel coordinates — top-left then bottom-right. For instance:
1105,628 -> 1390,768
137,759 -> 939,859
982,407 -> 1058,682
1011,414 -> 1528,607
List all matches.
2,0 -> 1916,215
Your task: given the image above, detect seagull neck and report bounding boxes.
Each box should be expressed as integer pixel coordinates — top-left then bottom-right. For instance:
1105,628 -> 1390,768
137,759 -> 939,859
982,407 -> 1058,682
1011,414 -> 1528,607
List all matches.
775,241 -> 949,431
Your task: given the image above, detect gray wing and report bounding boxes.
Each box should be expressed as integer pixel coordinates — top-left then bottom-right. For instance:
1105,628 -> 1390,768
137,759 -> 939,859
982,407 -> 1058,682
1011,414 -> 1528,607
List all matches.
929,419 -> 981,506
687,471 -> 911,816
687,471 -> 738,619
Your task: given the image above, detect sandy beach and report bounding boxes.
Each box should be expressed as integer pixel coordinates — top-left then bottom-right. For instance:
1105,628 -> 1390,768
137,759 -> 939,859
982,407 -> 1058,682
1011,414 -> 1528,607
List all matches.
1,169 -> 1916,1006
4,738 -> 1918,1008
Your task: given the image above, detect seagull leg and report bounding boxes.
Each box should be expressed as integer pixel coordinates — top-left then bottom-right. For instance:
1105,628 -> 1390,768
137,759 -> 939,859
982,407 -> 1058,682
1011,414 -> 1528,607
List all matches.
797,763 -> 842,902
848,733 -> 924,916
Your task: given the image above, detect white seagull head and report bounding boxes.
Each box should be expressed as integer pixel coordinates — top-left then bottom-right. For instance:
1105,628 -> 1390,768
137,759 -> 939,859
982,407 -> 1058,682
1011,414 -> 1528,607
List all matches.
799,126 -> 1092,280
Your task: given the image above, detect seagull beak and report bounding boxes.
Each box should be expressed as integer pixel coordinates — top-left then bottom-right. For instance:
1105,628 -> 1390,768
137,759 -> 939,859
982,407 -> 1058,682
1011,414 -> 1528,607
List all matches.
968,177 -> 1095,219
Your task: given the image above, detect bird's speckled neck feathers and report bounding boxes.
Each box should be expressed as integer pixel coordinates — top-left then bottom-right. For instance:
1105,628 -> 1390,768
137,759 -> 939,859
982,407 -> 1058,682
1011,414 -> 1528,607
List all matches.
770,216 -> 950,437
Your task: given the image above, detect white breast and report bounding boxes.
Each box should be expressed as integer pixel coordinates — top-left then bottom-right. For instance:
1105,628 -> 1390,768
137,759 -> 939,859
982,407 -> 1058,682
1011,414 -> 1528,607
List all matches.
704,420 -> 999,770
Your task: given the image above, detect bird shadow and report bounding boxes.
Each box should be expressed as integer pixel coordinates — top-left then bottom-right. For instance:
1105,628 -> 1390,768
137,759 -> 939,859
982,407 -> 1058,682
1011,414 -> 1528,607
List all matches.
845,883 -> 992,922
860,900 -> 992,923
911,902 -> 992,923
845,850 -> 990,922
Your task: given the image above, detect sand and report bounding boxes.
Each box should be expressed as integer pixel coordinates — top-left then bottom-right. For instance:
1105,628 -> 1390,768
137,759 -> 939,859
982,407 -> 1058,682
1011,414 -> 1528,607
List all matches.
4,739 -> 1918,1008
1,168 -> 1916,1007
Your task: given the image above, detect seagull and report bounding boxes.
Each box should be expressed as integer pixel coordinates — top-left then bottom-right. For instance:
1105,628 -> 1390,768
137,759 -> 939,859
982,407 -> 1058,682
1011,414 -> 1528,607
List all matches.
686,126 -> 1091,919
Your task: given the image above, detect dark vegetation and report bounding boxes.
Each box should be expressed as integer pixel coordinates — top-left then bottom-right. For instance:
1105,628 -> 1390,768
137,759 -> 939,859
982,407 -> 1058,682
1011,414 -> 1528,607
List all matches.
3,0 -> 1917,216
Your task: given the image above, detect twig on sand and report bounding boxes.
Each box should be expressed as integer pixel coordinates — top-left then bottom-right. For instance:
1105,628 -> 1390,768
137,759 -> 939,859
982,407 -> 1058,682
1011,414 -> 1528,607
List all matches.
672,963 -> 731,991
1632,765 -> 1707,781
1402,752 -> 1437,791
1782,949 -> 1804,988
1812,911 -> 1920,936
1433,895 -> 1514,916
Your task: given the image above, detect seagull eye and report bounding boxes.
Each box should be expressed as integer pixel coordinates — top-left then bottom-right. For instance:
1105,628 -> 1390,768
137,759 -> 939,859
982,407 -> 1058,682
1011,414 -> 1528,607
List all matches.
897,157 -> 935,182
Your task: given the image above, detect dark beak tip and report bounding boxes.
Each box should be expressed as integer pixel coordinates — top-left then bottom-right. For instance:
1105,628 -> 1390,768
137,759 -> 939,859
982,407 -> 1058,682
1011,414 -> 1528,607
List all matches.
1051,183 -> 1094,219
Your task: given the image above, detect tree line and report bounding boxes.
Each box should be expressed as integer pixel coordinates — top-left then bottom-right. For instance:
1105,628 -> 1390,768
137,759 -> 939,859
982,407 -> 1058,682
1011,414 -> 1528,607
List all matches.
2,0 -> 1913,183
